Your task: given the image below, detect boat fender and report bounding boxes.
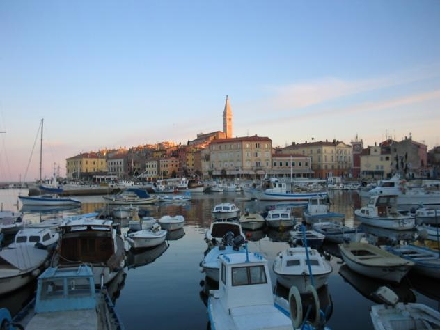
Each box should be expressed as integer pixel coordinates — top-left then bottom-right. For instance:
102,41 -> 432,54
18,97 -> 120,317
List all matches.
306,284 -> 321,327
288,286 -> 303,328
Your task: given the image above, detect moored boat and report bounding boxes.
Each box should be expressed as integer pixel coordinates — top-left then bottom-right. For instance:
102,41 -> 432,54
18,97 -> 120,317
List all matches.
158,215 -> 185,231
370,286 -> 440,330
384,244 -> 440,279
265,208 -> 296,229
312,221 -> 364,244
339,241 -> 414,283
273,246 -> 332,293
354,195 -> 415,230
125,222 -> 167,250
238,211 -> 265,230
211,202 -> 240,220
10,264 -> 125,330
0,244 -> 50,295
18,194 -> 81,207
207,249 -> 294,330
303,195 -> 345,224
51,216 -> 126,286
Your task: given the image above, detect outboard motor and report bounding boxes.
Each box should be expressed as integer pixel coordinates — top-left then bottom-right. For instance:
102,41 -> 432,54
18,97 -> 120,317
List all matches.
232,235 -> 245,251
222,231 -> 235,246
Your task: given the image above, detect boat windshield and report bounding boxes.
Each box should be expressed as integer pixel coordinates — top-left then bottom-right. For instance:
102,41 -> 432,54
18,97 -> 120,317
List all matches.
231,265 -> 267,286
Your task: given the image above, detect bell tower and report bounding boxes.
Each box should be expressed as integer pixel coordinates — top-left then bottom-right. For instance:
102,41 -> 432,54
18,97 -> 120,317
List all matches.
223,95 -> 233,139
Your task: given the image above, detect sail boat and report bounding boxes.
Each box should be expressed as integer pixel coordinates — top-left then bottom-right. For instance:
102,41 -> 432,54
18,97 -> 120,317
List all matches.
18,119 -> 81,207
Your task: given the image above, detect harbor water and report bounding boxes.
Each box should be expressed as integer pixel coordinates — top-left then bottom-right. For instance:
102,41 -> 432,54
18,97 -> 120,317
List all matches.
0,188 -> 439,330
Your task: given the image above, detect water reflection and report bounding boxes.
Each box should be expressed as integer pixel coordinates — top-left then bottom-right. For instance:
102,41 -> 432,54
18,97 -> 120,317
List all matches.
166,227 -> 185,241
266,227 -> 291,243
126,241 -> 169,269
338,264 -> 416,304
407,272 -> 440,302
359,223 -> 417,245
243,228 -> 265,242
20,204 -> 81,214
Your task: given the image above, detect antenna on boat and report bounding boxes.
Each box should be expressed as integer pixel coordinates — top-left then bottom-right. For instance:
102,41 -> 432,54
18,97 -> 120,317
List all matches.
301,221 -> 315,288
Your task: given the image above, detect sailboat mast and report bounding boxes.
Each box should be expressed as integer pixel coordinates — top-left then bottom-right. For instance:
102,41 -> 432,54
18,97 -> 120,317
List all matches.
39,118 -> 43,183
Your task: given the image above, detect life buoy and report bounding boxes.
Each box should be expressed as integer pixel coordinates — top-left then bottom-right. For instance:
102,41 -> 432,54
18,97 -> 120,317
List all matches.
306,284 -> 321,326
288,286 -> 303,328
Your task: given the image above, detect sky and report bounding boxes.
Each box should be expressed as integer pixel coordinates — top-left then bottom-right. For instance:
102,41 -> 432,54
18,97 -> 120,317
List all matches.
0,0 -> 439,182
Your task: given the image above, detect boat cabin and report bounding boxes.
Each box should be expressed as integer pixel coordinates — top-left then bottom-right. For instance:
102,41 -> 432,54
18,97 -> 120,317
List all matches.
35,265 -> 96,313
57,218 -> 119,267
212,203 -> 239,213
266,209 -> 292,221
10,227 -> 58,248
210,222 -> 243,239
216,252 -> 273,310
306,195 -> 330,215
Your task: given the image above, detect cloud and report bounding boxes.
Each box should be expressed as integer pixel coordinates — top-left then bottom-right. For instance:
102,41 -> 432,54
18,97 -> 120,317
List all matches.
245,63 -> 440,113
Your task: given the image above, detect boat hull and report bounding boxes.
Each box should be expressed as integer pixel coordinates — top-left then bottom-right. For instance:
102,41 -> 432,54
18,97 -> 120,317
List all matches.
18,196 -> 80,206
355,212 -> 415,230
239,221 -> 265,230
275,272 -> 330,294
158,221 -> 184,231
266,219 -> 294,228
126,231 -> 167,250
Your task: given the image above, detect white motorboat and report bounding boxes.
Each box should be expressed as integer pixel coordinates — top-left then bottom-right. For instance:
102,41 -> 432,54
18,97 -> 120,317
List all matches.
339,242 -> 414,283
303,195 -> 345,224
9,264 -> 125,330
126,241 -> 169,269
265,208 -> 296,229
125,222 -> 167,250
417,224 -> 440,241
211,202 -> 240,220
354,195 -> 415,230
51,216 -> 126,286
414,207 -> 440,225
312,221 -> 364,244
207,250 -> 294,330
273,246 -> 332,294
103,188 -> 158,205
158,191 -> 191,203
385,244 -> 440,279
0,244 -> 50,295
245,178 -> 328,203
158,215 -> 185,231
368,174 -> 440,209
370,286 -> 440,330
238,211 -> 265,230
0,210 -> 24,241
18,194 -> 81,207
204,220 -> 245,247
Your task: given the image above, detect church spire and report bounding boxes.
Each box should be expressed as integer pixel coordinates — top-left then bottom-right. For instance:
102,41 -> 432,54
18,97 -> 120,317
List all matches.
223,95 -> 233,139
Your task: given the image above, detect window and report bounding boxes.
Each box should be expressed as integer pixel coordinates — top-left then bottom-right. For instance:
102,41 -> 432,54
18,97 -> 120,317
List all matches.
232,265 -> 267,286
221,264 -> 226,284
